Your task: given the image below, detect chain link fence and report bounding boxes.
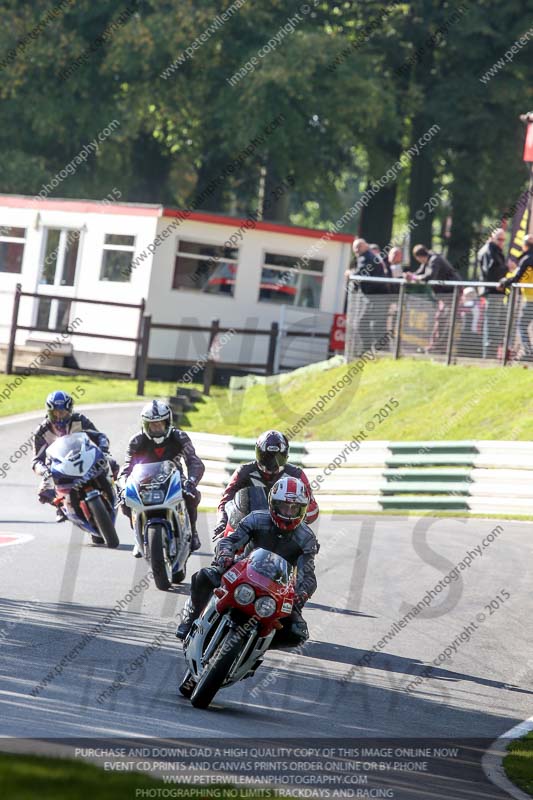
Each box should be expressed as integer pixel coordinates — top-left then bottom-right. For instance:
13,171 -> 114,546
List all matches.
345,276 -> 533,366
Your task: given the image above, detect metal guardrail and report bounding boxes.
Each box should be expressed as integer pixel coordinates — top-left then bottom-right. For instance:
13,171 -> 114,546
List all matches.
346,276 -> 533,366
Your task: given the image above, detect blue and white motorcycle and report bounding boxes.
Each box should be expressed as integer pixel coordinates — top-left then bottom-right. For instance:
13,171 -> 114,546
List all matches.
46,432 -> 119,548
124,460 -> 192,591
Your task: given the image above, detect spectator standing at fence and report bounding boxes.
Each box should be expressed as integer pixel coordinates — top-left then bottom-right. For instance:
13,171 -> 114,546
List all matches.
477,229 -> 507,358
458,287 -> 483,357
384,246 -> 403,333
346,238 -> 390,352
386,246 -> 404,279
498,234 -> 533,359
405,244 -> 461,354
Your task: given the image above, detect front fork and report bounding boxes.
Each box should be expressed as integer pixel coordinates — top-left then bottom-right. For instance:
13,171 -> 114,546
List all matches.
136,515 -> 177,559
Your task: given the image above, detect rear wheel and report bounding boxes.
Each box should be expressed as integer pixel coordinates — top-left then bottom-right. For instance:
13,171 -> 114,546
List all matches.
147,524 -> 172,590
87,495 -> 119,549
190,629 -> 244,709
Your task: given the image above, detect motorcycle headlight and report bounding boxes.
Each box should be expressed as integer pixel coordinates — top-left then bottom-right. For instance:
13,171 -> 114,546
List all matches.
234,584 -> 255,605
254,596 -> 277,618
139,489 -> 165,505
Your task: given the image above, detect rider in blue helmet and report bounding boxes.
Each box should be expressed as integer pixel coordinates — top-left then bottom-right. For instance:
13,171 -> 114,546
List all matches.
32,391 -> 117,524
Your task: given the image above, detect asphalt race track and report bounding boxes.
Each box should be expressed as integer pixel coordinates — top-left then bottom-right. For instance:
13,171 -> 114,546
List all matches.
1,404 -> 532,798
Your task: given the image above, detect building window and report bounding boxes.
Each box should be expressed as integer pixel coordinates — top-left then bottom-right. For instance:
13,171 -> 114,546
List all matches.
100,234 -> 135,282
258,252 -> 324,308
172,240 -> 239,295
0,226 -> 26,274
39,228 -> 81,286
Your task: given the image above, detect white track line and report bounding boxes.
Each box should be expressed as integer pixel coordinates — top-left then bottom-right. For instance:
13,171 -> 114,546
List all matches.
482,715 -> 533,799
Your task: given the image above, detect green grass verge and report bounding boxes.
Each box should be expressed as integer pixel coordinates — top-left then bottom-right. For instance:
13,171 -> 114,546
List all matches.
0,375 -> 177,418
183,357 -> 533,441
0,753 -> 269,800
504,730 -> 533,796
2,357 -> 533,442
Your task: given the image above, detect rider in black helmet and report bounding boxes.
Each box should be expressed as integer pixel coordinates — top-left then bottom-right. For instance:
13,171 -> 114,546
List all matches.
212,429 -> 319,540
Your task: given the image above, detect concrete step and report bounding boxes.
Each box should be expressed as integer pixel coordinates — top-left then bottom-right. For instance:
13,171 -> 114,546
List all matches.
0,343 -> 67,369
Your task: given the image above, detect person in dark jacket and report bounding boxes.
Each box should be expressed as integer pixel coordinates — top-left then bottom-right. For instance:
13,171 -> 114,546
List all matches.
499,235 -> 533,359
176,476 -> 318,647
33,390 -> 116,523
212,429 -> 319,540
477,229 -> 507,358
406,245 -> 461,353
118,400 -> 205,551
348,238 -> 390,351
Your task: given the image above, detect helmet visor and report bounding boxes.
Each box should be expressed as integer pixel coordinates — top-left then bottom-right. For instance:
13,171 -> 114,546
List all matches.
146,420 -> 169,437
48,409 -> 70,423
276,501 -> 303,517
258,450 -> 288,474
271,499 -> 306,522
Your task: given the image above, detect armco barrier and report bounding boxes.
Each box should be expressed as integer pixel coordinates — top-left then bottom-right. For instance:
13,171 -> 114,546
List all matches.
189,434 -> 533,515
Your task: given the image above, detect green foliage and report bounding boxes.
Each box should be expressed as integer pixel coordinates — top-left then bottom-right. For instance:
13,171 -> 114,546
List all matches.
0,0 -> 531,242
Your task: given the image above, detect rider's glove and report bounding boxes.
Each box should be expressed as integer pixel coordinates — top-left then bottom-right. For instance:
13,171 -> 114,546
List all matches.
182,478 -> 196,498
294,591 -> 309,610
214,554 -> 233,573
212,521 -> 226,541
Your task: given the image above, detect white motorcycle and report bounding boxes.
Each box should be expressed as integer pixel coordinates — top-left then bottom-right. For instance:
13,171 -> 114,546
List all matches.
124,460 -> 192,590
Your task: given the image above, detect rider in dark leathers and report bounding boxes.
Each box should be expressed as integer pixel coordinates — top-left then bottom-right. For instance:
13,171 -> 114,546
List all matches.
177,476 -> 318,646
212,429 -> 319,539
118,400 -> 205,552
33,390 -> 116,522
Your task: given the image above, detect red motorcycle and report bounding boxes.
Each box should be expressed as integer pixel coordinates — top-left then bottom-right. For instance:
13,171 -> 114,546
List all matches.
179,547 -> 295,708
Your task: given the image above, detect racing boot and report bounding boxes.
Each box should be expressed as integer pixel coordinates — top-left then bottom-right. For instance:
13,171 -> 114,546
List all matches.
190,527 -> 201,552
56,507 -> 67,523
270,609 -> 309,649
176,598 -> 201,641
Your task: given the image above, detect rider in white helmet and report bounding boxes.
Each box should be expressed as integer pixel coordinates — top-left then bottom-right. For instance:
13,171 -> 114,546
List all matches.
118,400 -> 205,552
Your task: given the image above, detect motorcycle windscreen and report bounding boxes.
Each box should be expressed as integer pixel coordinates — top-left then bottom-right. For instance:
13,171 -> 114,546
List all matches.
246,548 -> 291,588
128,461 -> 180,505
129,460 -> 176,485
47,432 -> 103,482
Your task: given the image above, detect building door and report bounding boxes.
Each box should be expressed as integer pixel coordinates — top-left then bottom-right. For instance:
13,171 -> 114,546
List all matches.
35,228 -> 81,330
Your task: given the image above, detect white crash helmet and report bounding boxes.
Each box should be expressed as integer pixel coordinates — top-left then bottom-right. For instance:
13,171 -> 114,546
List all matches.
141,400 -> 172,444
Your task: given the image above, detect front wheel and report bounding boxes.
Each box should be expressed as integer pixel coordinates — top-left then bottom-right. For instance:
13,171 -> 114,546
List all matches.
147,524 -> 172,590
172,566 -> 186,584
87,495 -> 119,549
178,669 -> 196,699
190,629 -> 244,709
